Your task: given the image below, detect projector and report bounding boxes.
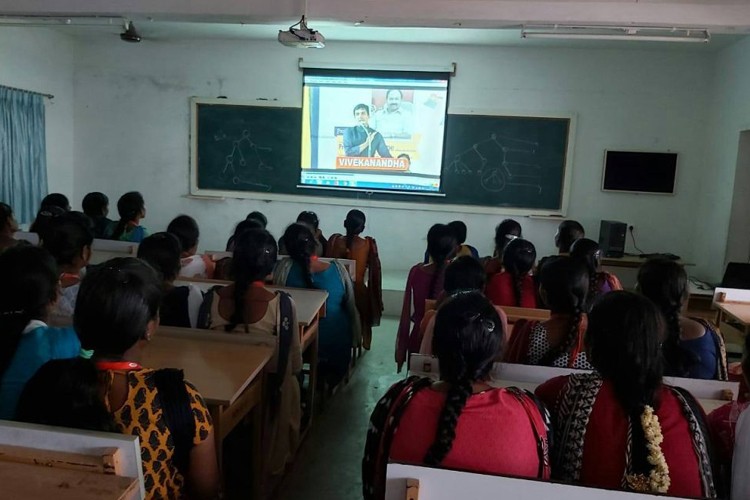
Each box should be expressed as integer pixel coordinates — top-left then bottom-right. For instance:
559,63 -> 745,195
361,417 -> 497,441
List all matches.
278,28 -> 325,48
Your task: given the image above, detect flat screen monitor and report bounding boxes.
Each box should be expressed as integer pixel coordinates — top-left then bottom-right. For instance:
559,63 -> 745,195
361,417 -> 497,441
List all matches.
602,150 -> 677,194
300,69 -> 450,195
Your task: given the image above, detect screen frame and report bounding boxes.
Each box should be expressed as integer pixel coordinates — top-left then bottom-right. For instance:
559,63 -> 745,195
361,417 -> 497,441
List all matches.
600,149 -> 678,196
299,68 -> 451,197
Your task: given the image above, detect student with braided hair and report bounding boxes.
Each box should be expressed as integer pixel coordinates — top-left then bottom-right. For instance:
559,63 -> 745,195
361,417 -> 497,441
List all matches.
637,258 -> 728,380
274,223 -> 359,387
110,191 -> 148,243
396,224 -> 456,372
570,237 -> 622,308
536,292 -> 717,497
483,218 -> 522,276
326,209 -> 383,350
505,256 -> 593,369
364,292 -> 550,499
199,228 -> 302,479
485,237 -> 538,308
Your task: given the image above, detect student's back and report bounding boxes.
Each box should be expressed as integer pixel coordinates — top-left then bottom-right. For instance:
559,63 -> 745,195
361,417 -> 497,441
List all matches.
0,246 -> 80,420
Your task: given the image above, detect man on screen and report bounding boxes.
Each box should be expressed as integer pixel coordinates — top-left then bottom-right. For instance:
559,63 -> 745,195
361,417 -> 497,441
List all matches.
343,103 -> 392,158
372,89 -> 413,138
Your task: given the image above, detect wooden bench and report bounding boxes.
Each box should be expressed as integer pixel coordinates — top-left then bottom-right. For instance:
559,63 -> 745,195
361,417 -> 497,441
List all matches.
0,421 -> 144,500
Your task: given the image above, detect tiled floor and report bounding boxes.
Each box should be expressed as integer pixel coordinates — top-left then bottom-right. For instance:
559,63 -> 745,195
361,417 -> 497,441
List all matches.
275,318 -> 402,500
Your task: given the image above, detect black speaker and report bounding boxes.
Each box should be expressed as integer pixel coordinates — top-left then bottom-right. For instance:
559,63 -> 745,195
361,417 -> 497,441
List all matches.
599,220 -> 627,258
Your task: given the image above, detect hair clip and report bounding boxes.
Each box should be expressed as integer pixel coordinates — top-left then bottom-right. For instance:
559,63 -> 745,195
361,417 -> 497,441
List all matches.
78,348 -> 94,360
482,319 -> 496,333
505,234 -> 519,241
104,266 -> 130,284
0,309 -> 25,316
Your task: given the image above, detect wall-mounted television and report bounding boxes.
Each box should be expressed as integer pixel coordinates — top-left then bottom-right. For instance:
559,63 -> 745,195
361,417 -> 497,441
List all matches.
602,150 -> 678,194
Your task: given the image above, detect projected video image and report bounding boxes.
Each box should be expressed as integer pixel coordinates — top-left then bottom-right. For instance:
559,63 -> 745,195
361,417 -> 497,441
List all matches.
301,70 -> 449,194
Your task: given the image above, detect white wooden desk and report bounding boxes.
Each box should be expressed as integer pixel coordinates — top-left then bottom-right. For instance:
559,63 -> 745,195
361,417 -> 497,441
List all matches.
204,251 -> 358,281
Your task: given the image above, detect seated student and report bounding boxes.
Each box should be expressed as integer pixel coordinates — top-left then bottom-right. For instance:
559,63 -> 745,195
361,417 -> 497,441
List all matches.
447,220 -> 478,259
17,357 -> 118,432
730,334 -> 750,499
537,219 -> 585,276
0,246 -> 80,420
138,232 -> 203,328
364,292 -> 550,500
28,205 -> 66,241
536,291 -> 717,498
167,214 -> 215,279
199,228 -> 302,477
81,191 -> 114,239
483,218 -> 523,276
40,193 -> 71,212
75,257 -> 219,499
274,223 -> 359,387
110,191 -> 148,243
485,238 -> 538,308
570,237 -> 622,308
225,218 -> 264,252
326,209 -> 383,350
246,210 -> 268,229
396,224 -> 456,372
279,211 -> 325,257
42,214 -> 94,317
0,202 -> 19,252
419,256 -> 509,355
638,258 -> 728,381
708,332 -> 750,493
505,256 -> 593,369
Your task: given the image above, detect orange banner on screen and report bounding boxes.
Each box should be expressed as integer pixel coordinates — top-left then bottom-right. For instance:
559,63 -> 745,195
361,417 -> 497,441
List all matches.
335,157 -> 410,171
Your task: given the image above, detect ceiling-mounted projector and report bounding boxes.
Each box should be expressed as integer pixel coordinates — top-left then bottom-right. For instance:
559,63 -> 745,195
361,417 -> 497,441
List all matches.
278,15 -> 325,48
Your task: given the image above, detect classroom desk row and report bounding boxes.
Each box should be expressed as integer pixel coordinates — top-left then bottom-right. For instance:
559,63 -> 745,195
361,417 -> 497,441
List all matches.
151,283 -> 328,497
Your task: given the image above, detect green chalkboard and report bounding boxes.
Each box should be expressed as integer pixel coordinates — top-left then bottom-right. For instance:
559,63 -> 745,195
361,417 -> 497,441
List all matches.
191,100 -> 572,212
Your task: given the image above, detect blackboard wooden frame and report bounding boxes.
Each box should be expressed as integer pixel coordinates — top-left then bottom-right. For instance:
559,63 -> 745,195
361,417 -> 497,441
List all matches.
189,98 -> 577,216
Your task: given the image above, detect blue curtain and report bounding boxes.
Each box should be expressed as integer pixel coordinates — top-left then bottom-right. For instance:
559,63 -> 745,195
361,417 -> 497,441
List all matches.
0,87 -> 48,224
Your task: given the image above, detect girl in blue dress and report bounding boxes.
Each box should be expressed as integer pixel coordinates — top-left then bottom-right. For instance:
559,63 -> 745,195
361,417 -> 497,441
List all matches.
273,223 -> 360,387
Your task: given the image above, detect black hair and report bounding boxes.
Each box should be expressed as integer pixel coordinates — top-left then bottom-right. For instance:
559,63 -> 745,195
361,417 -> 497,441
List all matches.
226,218 -> 264,251
637,258 -> 694,378
0,202 -> 14,233
570,238 -> 603,309
344,209 -> 366,253
426,224 -> 457,300
447,220 -> 467,245
443,256 -> 486,295
41,214 -> 94,267
283,223 -> 318,288
556,220 -> 585,253
111,192 -> 145,240
81,192 -> 109,218
297,211 -> 320,230
743,332 -> 750,386
75,257 -> 161,357
137,232 -> 183,283
424,291 -> 503,465
41,193 -> 70,212
29,205 -> 66,240
586,291 -> 664,480
538,256 -> 589,365
502,238 -> 537,306
246,211 -> 268,229
0,246 -> 59,379
494,219 -> 522,257
16,358 -> 117,432
353,103 -> 370,116
167,215 -> 200,254
227,229 -> 278,332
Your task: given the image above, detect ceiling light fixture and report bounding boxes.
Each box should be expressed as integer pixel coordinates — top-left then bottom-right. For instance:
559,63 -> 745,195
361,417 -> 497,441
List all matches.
120,20 -> 141,42
521,25 -> 710,44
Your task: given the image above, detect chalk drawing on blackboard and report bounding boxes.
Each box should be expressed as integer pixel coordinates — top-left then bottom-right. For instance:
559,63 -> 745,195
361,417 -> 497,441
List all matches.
220,130 -> 275,191
446,133 -> 543,194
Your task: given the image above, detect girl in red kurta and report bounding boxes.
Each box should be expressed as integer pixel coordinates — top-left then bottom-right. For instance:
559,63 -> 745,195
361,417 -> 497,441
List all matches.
365,292 -> 550,500
536,291 -> 717,498
485,237 -> 538,308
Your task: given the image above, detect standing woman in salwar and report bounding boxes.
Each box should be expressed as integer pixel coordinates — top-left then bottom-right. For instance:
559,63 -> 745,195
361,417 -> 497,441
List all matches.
274,223 -> 360,388
326,209 -> 383,351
